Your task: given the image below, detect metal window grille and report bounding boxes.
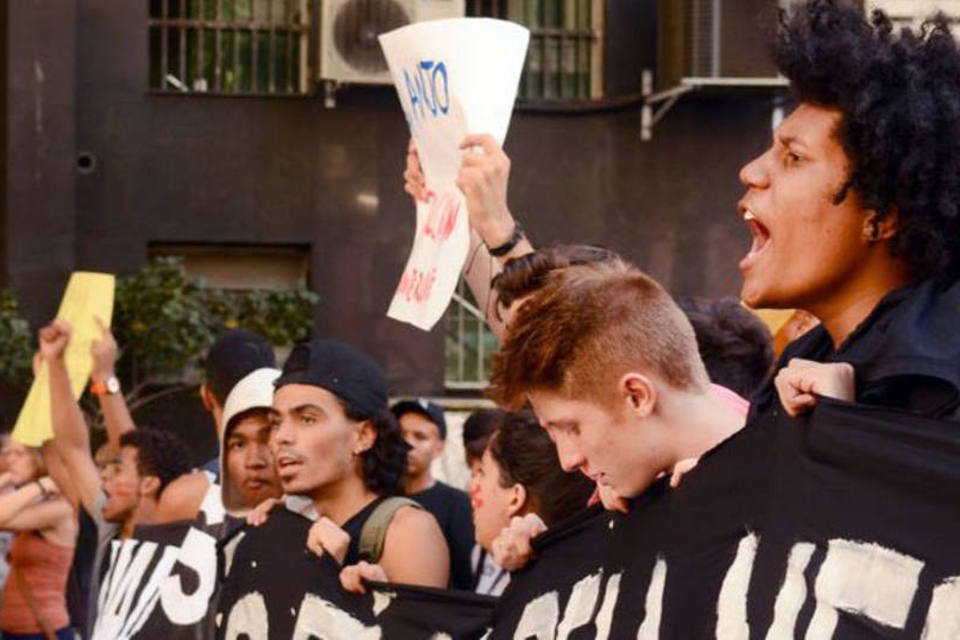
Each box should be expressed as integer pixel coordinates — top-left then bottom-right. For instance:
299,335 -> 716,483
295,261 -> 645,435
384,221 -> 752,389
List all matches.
863,1 -> 960,33
148,0 -> 310,95
444,281 -> 498,389
468,0 -> 602,101
687,0 -> 720,78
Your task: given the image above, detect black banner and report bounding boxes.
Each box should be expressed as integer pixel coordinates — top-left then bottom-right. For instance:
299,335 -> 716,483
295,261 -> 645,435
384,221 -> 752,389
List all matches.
490,399 -> 960,639
91,400 -> 960,638
214,508 -> 496,639
92,521 -> 221,639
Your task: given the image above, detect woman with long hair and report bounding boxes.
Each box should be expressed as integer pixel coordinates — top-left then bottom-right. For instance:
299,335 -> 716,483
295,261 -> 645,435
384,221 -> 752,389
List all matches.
0,437 -> 77,640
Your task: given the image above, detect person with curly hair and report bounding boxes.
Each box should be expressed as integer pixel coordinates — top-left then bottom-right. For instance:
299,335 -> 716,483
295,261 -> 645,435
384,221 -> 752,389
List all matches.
251,338 -> 449,590
403,0 -> 960,422
41,319 -> 193,639
739,0 -> 960,419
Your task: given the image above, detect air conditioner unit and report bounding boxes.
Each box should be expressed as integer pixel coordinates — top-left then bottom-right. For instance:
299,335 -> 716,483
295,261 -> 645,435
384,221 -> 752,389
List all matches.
321,0 -> 466,85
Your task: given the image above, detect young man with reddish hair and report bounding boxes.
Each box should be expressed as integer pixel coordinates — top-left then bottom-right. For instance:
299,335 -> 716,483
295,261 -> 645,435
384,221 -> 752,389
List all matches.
490,264 -> 744,504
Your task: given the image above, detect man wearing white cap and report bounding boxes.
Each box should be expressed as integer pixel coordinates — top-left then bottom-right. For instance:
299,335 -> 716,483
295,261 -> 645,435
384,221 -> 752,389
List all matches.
216,367 -> 284,516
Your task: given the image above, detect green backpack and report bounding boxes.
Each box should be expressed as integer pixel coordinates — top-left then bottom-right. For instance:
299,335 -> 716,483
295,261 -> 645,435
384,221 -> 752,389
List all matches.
358,497 -> 423,563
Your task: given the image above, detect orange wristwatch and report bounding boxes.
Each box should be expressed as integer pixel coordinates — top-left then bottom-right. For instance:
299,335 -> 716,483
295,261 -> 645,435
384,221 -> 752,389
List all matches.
90,375 -> 121,396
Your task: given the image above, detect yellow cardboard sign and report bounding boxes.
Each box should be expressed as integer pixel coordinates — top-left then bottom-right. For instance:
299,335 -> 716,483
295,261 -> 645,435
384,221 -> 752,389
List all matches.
12,272 -> 115,446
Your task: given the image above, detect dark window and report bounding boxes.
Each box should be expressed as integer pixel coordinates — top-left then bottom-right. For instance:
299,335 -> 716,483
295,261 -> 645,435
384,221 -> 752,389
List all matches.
468,0 -> 603,101
149,0 -> 310,95
444,280 -> 498,389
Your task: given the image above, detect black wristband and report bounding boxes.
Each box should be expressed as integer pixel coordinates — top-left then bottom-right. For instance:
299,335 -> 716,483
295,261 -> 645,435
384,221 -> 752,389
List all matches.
487,222 -> 525,257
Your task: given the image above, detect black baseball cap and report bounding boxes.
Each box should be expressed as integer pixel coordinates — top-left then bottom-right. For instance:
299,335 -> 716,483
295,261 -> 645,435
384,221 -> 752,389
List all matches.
390,398 -> 447,440
275,339 -> 388,417
204,329 -> 276,404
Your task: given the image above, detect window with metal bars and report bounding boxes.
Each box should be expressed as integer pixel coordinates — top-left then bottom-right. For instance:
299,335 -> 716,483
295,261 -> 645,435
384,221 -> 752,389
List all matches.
444,281 -> 498,389
468,0 -> 602,101
149,0 -> 310,95
864,0 -> 960,35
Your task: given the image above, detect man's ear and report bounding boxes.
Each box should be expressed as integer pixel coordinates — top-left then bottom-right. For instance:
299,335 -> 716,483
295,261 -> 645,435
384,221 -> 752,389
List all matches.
506,483 -> 528,519
618,372 -> 656,419
200,383 -> 215,412
863,209 -> 898,242
140,475 -> 161,500
354,420 -> 376,455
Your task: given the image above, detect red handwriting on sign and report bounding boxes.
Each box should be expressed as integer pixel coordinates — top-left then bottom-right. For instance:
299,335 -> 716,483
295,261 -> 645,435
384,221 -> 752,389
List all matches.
422,192 -> 459,244
397,267 -> 438,305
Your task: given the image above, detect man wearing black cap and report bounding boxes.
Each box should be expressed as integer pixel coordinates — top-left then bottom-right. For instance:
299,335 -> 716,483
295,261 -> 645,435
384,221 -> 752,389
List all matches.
391,399 -> 474,591
267,339 -> 450,587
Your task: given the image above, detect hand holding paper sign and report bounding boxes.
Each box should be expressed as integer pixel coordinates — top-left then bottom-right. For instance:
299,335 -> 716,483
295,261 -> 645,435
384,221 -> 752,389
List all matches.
381,18 -> 529,331
405,133 -> 523,251
457,134 -> 523,251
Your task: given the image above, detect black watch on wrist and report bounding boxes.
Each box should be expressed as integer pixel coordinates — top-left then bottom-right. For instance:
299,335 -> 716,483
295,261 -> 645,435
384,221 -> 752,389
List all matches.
487,221 -> 525,257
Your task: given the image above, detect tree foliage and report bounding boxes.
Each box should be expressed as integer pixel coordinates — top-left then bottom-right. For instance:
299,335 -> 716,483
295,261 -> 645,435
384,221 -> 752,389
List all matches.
0,290 -> 35,390
1,257 -> 319,417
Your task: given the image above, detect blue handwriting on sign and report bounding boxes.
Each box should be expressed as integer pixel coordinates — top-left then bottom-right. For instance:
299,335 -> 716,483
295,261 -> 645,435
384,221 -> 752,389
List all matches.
403,60 -> 450,126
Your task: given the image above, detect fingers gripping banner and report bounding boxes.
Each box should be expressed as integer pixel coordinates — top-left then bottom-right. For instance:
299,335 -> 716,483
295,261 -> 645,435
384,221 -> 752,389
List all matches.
379,19 -> 529,331
97,402 -> 960,639
214,509 -> 496,639
488,400 -> 960,639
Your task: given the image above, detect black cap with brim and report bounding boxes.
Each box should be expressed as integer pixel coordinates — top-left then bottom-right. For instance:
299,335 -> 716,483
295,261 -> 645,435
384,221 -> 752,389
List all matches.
390,398 -> 447,440
275,339 -> 388,417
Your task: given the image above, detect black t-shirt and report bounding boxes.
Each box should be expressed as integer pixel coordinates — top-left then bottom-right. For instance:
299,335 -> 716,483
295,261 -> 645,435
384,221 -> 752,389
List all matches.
751,277 -> 960,421
410,482 -> 475,591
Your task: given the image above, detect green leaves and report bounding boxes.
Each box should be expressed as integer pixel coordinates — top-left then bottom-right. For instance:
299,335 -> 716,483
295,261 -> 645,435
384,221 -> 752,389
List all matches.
114,256 -> 319,389
0,290 -> 34,390
0,257 -> 319,412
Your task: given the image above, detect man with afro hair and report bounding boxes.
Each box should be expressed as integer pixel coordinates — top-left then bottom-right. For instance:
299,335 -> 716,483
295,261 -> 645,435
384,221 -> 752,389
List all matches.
740,0 -> 960,420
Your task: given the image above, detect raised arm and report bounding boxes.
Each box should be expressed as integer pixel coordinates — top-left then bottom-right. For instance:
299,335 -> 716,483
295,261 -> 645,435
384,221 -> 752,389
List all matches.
42,319 -> 103,515
405,136 -> 534,339
42,440 -> 81,509
90,316 -> 136,452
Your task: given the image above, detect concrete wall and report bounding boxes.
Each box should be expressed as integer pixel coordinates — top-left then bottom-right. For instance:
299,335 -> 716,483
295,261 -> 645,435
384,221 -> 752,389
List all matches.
4,1 -> 778,403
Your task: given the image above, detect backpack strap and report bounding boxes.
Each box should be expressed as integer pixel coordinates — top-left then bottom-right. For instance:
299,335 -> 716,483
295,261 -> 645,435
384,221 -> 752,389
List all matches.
358,497 -> 422,564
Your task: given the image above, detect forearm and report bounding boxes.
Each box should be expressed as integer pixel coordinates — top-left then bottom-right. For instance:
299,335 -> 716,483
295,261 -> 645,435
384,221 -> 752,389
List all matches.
95,384 -> 136,452
475,214 -> 534,264
42,444 -> 79,509
463,225 -> 535,341
48,358 -> 91,453
0,482 -> 44,525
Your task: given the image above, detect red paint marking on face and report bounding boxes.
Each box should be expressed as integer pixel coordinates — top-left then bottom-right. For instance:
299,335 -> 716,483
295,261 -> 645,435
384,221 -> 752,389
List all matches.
470,483 -> 484,511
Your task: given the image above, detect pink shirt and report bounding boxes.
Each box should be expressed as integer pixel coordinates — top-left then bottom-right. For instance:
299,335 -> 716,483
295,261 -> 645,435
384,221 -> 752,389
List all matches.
709,383 -> 750,416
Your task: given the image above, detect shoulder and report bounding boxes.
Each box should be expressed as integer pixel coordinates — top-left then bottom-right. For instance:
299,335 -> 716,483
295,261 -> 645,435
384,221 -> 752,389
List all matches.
387,504 -> 444,541
380,505 -> 444,562
154,472 -> 210,523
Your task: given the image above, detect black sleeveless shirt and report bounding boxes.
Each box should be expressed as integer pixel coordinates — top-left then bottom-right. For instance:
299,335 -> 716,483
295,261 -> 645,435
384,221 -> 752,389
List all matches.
341,497 -> 387,566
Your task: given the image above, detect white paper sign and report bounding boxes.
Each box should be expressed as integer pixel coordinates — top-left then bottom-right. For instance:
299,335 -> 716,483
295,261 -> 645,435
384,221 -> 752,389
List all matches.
380,18 -> 529,331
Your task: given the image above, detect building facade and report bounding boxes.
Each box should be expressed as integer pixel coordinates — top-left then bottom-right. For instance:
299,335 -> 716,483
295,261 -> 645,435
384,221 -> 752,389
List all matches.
3,0 -> 811,405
